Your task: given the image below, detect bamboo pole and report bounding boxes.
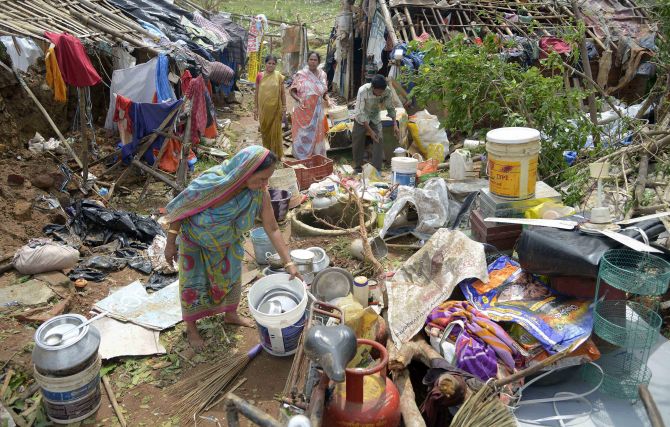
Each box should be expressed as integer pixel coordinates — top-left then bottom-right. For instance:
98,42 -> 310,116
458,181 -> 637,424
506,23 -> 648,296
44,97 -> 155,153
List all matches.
78,88 -> 89,184
102,376 -> 127,427
403,7 -> 418,39
131,159 -> 182,191
395,11 -> 410,43
379,0 -> 399,46
71,10 -> 159,55
76,0 -> 161,42
176,113 -> 193,187
572,0 -> 600,141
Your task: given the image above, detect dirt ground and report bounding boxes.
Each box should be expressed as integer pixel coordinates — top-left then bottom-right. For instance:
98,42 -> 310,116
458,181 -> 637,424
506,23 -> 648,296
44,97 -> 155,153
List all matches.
0,85 -> 398,426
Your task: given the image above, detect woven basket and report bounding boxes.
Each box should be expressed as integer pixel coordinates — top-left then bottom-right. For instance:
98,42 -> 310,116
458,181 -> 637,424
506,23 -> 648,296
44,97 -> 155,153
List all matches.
283,155 -> 334,190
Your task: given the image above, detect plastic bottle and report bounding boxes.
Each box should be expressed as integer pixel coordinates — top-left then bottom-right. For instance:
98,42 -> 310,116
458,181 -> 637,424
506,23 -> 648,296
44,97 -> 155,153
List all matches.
353,276 -> 369,307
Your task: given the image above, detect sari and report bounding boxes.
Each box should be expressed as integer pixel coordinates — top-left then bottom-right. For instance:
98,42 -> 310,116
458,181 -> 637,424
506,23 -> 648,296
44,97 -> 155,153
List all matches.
165,146 -> 270,321
257,70 -> 285,158
290,67 -> 328,159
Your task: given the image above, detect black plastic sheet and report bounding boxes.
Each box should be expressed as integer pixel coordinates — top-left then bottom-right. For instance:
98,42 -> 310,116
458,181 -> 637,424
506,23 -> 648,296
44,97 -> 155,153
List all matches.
116,248 -> 153,274
146,272 -> 178,291
516,219 -> 669,278
83,256 -> 126,271
107,0 -> 191,43
68,267 -> 107,282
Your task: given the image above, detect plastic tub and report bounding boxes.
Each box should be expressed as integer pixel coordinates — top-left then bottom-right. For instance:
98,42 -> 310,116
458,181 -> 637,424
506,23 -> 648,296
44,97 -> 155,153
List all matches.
250,227 -> 276,265
391,157 -> 418,198
269,189 -> 291,222
248,274 -> 307,356
486,127 -> 541,200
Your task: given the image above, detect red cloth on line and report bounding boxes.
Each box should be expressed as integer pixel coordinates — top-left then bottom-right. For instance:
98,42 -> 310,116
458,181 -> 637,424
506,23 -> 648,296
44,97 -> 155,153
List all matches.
181,71 -> 207,143
112,95 -> 133,133
44,32 -> 101,87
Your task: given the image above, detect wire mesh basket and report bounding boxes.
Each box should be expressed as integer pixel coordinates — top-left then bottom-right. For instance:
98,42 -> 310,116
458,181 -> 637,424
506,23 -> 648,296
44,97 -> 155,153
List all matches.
582,351 -> 652,400
592,300 -> 662,348
598,249 -> 670,296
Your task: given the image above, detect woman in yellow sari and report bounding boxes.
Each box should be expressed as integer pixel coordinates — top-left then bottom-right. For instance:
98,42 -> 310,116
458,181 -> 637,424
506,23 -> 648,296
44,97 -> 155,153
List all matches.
254,55 -> 286,158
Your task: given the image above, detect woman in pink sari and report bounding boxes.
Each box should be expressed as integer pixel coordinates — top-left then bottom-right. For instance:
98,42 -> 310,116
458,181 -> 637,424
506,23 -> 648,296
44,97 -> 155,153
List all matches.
289,51 -> 329,159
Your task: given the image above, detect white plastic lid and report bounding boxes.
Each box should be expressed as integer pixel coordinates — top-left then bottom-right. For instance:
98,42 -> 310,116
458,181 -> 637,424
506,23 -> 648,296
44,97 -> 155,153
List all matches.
486,127 -> 540,144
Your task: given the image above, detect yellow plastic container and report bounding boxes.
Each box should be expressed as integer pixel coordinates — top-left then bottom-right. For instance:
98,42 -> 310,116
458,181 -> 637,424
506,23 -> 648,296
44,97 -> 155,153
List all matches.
486,127 -> 541,200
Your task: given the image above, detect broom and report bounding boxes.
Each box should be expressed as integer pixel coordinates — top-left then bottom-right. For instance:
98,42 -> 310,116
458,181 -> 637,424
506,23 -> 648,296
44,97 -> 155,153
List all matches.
171,344 -> 263,419
451,346 -> 574,427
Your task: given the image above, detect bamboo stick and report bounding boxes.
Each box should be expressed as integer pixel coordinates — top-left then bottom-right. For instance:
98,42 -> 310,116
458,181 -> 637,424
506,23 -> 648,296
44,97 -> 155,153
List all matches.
572,0 -> 600,140
102,376 -> 127,427
131,159 -> 181,191
394,11 -> 410,43
379,0 -> 399,46
176,113 -> 193,187
76,0 -> 160,41
71,10 -> 159,55
403,7 -> 418,39
78,88 -> 90,184
430,7 -> 448,41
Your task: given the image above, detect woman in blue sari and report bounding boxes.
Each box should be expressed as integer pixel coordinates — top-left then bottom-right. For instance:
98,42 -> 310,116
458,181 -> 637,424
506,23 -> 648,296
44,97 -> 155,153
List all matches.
163,146 -> 299,350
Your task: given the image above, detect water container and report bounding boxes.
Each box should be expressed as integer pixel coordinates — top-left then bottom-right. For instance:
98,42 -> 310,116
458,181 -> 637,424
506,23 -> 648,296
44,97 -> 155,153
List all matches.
250,227 -> 276,265
248,274 -> 308,356
449,149 -> 474,180
486,127 -> 541,200
391,157 -> 418,199
353,276 -> 369,307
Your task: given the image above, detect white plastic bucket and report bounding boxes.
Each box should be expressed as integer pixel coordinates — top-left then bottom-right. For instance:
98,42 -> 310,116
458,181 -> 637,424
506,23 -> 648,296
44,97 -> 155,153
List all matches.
250,227 -> 276,265
486,127 -> 541,200
391,157 -> 418,198
33,356 -> 102,424
248,274 -> 308,356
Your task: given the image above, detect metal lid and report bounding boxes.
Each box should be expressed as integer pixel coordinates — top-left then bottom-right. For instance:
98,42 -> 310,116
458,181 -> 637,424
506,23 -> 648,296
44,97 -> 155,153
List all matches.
486,127 -> 540,144
34,314 -> 89,351
291,249 -> 315,264
311,267 -> 354,302
307,247 -> 326,264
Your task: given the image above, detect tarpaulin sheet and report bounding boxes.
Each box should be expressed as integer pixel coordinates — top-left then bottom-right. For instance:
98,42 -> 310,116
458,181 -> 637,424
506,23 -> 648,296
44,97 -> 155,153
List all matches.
108,0 -> 192,43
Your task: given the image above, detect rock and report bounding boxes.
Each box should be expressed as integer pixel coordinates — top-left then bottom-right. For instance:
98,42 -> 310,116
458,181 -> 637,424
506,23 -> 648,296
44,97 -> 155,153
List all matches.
34,271 -> 71,287
13,201 -> 32,220
7,174 -> 25,186
0,279 -> 55,307
31,174 -> 54,190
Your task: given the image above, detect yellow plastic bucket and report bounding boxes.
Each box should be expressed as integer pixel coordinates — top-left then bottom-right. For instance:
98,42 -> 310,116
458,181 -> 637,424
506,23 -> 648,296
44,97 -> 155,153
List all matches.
486,127 -> 541,200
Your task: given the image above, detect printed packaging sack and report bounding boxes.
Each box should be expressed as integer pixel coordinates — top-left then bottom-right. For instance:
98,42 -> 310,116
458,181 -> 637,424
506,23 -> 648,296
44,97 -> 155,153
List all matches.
460,256 -> 593,353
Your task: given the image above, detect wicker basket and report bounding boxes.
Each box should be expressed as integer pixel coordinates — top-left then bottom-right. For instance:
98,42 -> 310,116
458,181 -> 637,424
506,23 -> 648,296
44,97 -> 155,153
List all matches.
283,155 -> 334,190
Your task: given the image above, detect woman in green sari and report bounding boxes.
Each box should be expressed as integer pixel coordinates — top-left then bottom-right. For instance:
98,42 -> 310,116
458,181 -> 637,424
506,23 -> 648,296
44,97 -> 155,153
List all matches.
163,146 -> 299,350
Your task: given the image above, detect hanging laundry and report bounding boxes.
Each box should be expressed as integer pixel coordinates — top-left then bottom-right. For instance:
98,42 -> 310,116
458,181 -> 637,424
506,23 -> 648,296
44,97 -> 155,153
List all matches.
155,54 -> 174,102
538,37 -> 571,59
191,12 -> 230,48
122,99 -> 183,165
204,61 -> 234,87
182,73 -> 207,143
44,32 -> 101,87
45,47 -> 67,103
105,57 -> 170,129
113,95 -> 133,134
0,36 -> 42,72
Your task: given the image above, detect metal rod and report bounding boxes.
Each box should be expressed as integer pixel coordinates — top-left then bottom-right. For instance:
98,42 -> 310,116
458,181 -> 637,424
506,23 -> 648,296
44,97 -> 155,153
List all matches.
224,393 -> 282,427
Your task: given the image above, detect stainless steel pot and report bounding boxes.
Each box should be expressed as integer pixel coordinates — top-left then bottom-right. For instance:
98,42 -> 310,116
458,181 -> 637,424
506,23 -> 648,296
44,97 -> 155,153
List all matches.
32,314 -> 101,376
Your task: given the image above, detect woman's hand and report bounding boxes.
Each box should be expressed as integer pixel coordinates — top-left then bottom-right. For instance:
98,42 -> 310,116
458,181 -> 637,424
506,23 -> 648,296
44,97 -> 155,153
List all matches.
165,240 -> 178,266
286,264 -> 303,281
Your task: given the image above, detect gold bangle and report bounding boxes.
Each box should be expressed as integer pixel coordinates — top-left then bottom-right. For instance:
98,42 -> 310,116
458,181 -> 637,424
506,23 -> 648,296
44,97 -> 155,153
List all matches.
168,229 -> 179,235
284,262 -> 295,268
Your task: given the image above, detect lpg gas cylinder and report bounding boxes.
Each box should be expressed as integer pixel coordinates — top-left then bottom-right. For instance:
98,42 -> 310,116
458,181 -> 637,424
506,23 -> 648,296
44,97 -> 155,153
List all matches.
324,339 -> 401,427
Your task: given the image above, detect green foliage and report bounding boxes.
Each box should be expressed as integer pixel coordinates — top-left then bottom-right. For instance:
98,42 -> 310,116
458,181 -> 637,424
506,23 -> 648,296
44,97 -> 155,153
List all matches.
403,35 -> 597,182
646,0 -> 670,67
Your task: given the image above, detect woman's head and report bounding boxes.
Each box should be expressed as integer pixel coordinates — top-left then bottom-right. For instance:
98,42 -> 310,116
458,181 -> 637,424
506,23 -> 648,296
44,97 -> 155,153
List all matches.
245,150 -> 277,190
307,51 -> 321,70
264,54 -> 278,73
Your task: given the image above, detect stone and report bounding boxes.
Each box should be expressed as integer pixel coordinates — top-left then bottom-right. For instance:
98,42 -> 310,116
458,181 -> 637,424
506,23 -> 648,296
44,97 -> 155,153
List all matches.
0,279 -> 55,307
13,201 -> 32,220
34,271 -> 71,287
30,174 -> 54,190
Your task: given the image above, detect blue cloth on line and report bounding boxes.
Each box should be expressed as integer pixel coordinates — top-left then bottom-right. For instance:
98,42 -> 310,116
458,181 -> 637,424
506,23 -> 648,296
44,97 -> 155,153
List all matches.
155,54 -> 173,102
122,99 -> 183,165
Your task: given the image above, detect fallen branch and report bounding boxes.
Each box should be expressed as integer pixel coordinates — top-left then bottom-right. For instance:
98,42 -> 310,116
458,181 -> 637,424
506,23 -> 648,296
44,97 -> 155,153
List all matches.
388,336 -> 442,371
102,375 -> 127,427
394,369 -> 426,427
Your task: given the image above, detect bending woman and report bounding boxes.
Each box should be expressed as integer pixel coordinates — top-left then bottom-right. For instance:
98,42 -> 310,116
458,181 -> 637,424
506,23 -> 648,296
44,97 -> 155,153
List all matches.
254,54 -> 286,158
164,146 -> 300,350
289,51 -> 329,159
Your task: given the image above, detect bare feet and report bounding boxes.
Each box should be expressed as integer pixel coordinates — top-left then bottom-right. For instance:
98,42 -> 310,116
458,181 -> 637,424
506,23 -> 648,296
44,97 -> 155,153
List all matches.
224,312 -> 254,328
185,321 -> 206,352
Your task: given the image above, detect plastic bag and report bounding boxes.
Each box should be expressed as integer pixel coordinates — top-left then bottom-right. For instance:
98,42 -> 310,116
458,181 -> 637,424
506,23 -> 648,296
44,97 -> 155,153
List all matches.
525,202 -> 575,219
460,256 -> 593,353
68,267 -> 107,282
83,255 -> 126,271
407,110 -> 449,160
13,239 -> 79,275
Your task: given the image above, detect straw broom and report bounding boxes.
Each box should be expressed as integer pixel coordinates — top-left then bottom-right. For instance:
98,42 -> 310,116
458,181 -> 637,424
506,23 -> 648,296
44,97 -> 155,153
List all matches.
171,344 -> 263,419
451,346 -> 574,427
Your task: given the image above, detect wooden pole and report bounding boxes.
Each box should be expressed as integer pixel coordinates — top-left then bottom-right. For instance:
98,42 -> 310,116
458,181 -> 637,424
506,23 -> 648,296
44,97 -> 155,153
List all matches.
75,0 -> 160,42
177,113 -> 193,187
78,88 -> 89,184
380,0 -> 399,46
403,7 -> 417,39
131,159 -> 182,191
572,0 -> 600,142
102,376 -> 127,427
